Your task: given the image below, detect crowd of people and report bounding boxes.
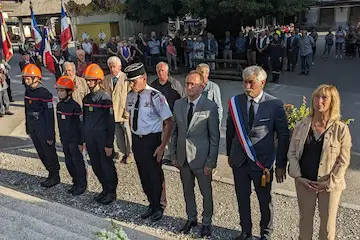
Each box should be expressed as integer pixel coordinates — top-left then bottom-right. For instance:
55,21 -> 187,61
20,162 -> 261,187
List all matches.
17,37 -> 352,240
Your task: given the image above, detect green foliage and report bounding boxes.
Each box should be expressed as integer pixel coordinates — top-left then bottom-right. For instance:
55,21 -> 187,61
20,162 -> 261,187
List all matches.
284,96 -> 354,130
66,0 -> 126,17
284,96 -> 310,130
124,0 -> 183,25
96,220 -> 129,240
66,0 -> 314,24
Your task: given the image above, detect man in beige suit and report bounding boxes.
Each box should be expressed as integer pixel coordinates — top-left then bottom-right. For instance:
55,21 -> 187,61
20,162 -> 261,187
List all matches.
170,70 -> 220,238
104,56 -> 133,163
63,61 -> 89,106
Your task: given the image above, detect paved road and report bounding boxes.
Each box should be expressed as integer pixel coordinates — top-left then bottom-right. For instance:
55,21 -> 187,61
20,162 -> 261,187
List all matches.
2,35 -> 360,207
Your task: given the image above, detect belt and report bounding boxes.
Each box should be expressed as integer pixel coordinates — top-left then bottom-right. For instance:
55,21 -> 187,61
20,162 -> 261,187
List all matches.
132,132 -> 161,138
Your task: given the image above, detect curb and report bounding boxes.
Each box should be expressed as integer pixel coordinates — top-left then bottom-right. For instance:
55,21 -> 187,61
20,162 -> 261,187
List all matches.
162,165 -> 360,212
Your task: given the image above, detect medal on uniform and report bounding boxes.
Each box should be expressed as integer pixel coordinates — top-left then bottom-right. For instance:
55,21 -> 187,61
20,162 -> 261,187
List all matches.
29,100 -> 32,104
61,115 -> 66,120
89,106 -> 93,112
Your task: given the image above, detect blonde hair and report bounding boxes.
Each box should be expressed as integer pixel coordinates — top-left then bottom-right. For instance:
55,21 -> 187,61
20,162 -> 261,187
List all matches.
196,63 -> 210,74
310,84 -> 341,121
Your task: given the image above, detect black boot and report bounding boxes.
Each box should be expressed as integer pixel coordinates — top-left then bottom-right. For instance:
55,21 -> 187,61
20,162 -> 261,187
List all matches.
72,185 -> 87,196
41,172 -> 60,188
99,193 -> 116,205
94,183 -> 107,202
67,183 -> 77,194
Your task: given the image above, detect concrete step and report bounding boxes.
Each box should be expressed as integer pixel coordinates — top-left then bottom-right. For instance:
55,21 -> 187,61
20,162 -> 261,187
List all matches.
0,185 -> 164,240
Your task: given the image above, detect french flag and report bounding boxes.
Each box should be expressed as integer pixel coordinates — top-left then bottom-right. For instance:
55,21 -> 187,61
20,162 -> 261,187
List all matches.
42,28 -> 56,74
30,7 -> 42,49
0,11 -> 13,62
60,5 -> 72,51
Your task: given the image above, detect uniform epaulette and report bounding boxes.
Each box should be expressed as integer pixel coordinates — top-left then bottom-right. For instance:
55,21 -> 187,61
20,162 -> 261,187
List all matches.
151,91 -> 159,99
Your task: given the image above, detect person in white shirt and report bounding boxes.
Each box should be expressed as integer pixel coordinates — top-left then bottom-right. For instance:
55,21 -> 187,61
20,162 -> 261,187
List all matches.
125,62 -> 173,222
82,38 -> 93,62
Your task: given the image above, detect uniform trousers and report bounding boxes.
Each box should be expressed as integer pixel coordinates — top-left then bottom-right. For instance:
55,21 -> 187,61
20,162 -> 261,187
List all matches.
132,132 -> 165,211
295,180 -> 342,240
233,161 -> 273,239
86,134 -> 118,193
180,161 -> 213,226
29,129 -> 60,174
62,141 -> 87,187
114,121 -> 133,159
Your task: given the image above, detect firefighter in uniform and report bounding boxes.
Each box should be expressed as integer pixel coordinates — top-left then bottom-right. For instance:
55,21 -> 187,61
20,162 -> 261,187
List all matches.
23,63 -> 60,188
124,63 -> 173,222
55,76 -> 87,195
82,63 -> 117,205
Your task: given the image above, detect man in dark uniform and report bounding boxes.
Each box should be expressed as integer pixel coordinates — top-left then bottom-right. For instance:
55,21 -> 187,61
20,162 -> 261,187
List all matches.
23,63 -> 60,188
55,76 -> 87,195
125,62 -> 173,222
83,63 -> 117,205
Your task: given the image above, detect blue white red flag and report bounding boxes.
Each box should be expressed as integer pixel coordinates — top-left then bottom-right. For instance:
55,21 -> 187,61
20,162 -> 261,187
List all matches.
42,27 -> 56,74
31,7 -> 42,49
60,4 -> 72,51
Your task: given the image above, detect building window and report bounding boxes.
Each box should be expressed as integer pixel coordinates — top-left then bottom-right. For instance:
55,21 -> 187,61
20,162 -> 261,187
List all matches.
319,8 -> 335,26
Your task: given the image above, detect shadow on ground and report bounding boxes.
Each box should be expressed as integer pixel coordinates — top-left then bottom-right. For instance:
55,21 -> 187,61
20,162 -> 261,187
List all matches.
0,169 -> 246,240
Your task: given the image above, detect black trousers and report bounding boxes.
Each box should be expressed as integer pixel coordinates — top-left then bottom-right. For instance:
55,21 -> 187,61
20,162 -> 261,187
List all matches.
287,50 -> 297,70
233,161 -> 273,239
132,132 -> 165,211
30,130 -> 60,174
86,135 -> 118,193
6,76 -> 12,101
62,141 -> 87,187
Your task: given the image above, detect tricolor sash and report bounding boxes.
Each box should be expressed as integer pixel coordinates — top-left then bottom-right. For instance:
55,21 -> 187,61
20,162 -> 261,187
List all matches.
229,95 -> 274,187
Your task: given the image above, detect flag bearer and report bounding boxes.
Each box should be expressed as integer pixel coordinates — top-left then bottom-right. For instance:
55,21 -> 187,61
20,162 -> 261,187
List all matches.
55,76 -> 87,195
22,63 -> 60,188
82,63 -> 117,205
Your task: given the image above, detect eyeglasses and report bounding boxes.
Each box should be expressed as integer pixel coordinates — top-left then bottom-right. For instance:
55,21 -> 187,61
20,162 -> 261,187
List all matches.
185,82 -> 201,87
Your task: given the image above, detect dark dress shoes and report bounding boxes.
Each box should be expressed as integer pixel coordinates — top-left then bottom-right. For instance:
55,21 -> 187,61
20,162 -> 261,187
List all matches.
40,176 -> 60,188
5,111 -> 14,115
234,232 -> 253,240
94,190 -> 107,202
180,220 -> 198,234
99,193 -> 116,205
67,184 -> 77,194
71,186 -> 86,196
150,209 -> 163,222
141,207 -> 154,219
200,225 -> 211,237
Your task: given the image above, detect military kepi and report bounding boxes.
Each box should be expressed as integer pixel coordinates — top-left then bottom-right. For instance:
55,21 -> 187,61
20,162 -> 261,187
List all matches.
124,63 -> 146,81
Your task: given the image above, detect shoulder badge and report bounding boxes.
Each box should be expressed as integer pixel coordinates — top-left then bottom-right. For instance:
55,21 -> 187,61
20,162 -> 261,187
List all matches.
151,91 -> 159,99
47,102 -> 53,109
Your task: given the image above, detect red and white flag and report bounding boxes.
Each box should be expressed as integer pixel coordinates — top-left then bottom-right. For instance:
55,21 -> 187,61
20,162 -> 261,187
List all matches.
30,6 -> 42,49
60,4 -> 72,51
0,11 -> 13,62
43,27 -> 56,74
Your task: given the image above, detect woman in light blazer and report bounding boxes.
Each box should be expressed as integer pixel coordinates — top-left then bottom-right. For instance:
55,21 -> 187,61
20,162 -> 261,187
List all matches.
288,84 -> 352,240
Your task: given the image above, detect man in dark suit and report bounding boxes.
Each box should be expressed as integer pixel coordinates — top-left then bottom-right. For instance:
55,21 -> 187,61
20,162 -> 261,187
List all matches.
286,31 -> 299,72
226,65 -> 290,240
171,70 -> 220,238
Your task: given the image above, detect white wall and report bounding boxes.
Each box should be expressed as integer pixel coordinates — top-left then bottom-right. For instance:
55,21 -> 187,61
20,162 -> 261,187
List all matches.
335,6 -> 349,27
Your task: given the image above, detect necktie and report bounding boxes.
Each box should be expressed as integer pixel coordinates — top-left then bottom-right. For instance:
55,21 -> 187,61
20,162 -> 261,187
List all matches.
188,102 -> 194,127
249,99 -> 255,128
133,94 -> 140,131
112,77 -> 118,87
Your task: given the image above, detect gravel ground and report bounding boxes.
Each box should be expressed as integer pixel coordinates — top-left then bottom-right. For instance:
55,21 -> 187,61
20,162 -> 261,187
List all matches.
0,147 -> 359,240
